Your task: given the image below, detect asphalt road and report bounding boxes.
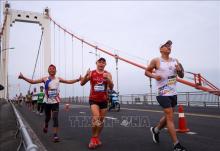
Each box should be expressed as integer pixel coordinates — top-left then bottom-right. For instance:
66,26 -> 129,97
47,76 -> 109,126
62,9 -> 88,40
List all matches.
16,103 -> 220,151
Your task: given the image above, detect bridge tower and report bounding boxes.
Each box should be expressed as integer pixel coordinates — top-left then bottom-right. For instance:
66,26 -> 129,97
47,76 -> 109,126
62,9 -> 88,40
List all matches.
0,2 -> 51,99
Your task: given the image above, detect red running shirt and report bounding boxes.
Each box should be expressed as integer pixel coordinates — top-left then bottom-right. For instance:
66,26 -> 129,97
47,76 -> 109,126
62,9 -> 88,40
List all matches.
89,70 -> 108,102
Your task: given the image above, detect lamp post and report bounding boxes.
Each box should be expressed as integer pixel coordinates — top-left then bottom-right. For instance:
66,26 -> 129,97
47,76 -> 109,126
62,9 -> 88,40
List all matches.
89,51 -> 100,60
1,47 -> 15,51
146,60 -> 153,104
0,47 -> 15,99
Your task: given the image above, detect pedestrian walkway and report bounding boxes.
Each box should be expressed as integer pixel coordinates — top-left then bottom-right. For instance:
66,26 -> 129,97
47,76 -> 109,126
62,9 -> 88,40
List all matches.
0,99 -> 20,151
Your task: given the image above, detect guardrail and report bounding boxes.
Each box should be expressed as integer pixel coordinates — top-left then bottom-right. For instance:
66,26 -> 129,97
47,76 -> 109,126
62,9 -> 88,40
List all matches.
62,91 -> 220,108
11,101 -> 39,151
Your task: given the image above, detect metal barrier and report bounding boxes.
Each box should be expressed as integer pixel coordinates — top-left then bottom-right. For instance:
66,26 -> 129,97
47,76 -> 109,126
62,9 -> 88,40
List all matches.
11,102 -> 39,151
64,91 -> 220,108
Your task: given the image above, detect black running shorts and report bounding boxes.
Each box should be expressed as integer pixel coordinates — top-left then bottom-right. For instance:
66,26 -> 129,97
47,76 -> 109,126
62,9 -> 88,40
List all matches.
156,95 -> 177,108
89,100 -> 108,109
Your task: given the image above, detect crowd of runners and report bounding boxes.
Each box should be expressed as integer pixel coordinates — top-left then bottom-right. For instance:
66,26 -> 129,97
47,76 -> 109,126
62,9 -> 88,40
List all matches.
16,40 -> 187,151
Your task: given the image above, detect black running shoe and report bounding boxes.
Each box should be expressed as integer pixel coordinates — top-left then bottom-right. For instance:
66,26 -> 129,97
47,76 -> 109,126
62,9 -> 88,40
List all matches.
150,127 -> 160,143
173,143 -> 187,151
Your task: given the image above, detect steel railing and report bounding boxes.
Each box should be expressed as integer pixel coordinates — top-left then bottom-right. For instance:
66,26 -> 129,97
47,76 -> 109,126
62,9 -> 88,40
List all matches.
61,91 -> 220,108
11,101 -> 39,151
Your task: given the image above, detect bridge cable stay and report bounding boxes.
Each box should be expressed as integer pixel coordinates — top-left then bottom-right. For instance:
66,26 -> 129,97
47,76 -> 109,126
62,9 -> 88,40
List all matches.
71,36 -> 75,97
47,15 -> 220,96
53,22 -> 56,64
64,31 -> 67,99
81,41 -> 85,101
58,28 -> 61,77
0,8 -> 8,36
29,30 -> 44,91
39,32 -> 43,78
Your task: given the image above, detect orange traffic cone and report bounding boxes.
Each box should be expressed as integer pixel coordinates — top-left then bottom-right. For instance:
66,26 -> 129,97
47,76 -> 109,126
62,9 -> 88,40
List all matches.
176,105 -> 190,133
64,103 -> 70,112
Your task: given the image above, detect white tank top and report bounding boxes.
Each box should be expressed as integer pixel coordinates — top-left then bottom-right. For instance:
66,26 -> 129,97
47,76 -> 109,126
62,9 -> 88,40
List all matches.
155,57 -> 178,96
32,91 -> 38,101
44,77 -> 61,104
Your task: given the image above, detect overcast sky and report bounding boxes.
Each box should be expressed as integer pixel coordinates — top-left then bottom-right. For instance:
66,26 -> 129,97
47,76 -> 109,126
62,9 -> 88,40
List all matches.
1,1 -> 219,98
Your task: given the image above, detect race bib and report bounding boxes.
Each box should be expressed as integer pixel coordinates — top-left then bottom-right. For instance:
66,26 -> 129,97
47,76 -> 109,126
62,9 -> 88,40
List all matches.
48,89 -> 58,98
94,84 -> 105,92
167,75 -> 176,86
39,95 -> 44,99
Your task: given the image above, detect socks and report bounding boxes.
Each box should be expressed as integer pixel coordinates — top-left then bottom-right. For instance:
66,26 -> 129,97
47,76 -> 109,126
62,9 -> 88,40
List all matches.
173,140 -> 179,146
154,127 -> 159,133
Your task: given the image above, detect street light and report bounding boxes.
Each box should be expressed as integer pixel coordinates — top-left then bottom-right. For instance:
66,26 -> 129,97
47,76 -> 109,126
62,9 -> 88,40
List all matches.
0,47 -> 15,99
89,51 -> 100,57
1,47 -> 15,52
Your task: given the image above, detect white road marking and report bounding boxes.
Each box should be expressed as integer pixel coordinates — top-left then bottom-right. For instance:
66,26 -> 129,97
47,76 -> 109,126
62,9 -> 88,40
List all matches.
121,107 -> 220,119
70,104 -> 220,119
164,128 -> 197,135
186,132 -> 197,135
105,116 -> 117,120
79,112 -> 86,114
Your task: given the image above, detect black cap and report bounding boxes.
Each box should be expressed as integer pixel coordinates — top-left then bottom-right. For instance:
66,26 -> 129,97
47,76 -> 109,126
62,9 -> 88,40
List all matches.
97,57 -> 106,62
164,40 -> 172,46
160,40 -> 172,49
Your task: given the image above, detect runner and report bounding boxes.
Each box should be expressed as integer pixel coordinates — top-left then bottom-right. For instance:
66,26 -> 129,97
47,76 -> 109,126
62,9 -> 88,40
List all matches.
18,64 -> 81,142
26,90 -> 32,110
145,40 -> 187,151
37,86 -> 45,115
18,92 -> 23,106
31,87 -> 38,112
80,57 -> 114,149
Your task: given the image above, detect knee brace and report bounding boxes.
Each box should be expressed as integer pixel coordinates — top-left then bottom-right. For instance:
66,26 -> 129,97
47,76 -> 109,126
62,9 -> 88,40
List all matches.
92,119 -> 103,127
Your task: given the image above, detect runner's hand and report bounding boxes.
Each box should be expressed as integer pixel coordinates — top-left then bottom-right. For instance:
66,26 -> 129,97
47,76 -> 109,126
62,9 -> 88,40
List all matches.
85,68 -> 91,77
154,75 -> 162,81
175,64 -> 182,72
78,75 -> 82,82
18,73 -> 24,79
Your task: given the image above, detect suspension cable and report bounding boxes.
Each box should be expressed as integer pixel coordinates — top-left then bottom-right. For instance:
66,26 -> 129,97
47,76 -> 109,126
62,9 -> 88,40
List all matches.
64,32 -> 67,98
53,22 -> 56,63
29,30 -> 44,90
58,27 -> 61,77
81,41 -> 85,100
71,36 -> 75,97
47,15 -> 220,95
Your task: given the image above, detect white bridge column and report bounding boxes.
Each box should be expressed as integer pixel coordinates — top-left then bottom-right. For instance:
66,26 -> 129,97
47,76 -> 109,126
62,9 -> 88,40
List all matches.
0,2 -> 51,99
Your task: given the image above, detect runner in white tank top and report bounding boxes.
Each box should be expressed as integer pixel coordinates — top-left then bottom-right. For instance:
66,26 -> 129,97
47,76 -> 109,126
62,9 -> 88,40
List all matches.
145,40 -> 187,151
155,57 -> 178,96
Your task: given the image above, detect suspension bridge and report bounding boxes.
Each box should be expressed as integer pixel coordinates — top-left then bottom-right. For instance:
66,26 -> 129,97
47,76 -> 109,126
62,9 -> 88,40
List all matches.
0,2 -> 220,151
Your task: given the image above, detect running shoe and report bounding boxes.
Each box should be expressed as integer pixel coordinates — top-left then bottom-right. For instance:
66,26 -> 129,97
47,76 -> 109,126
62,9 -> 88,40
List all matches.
96,137 -> 102,146
173,143 -> 187,151
150,127 -> 160,143
88,137 -> 98,149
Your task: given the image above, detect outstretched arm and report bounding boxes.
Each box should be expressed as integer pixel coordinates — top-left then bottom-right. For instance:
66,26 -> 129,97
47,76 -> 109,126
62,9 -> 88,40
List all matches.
18,73 -> 44,84
59,75 -> 81,84
80,69 -> 91,86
